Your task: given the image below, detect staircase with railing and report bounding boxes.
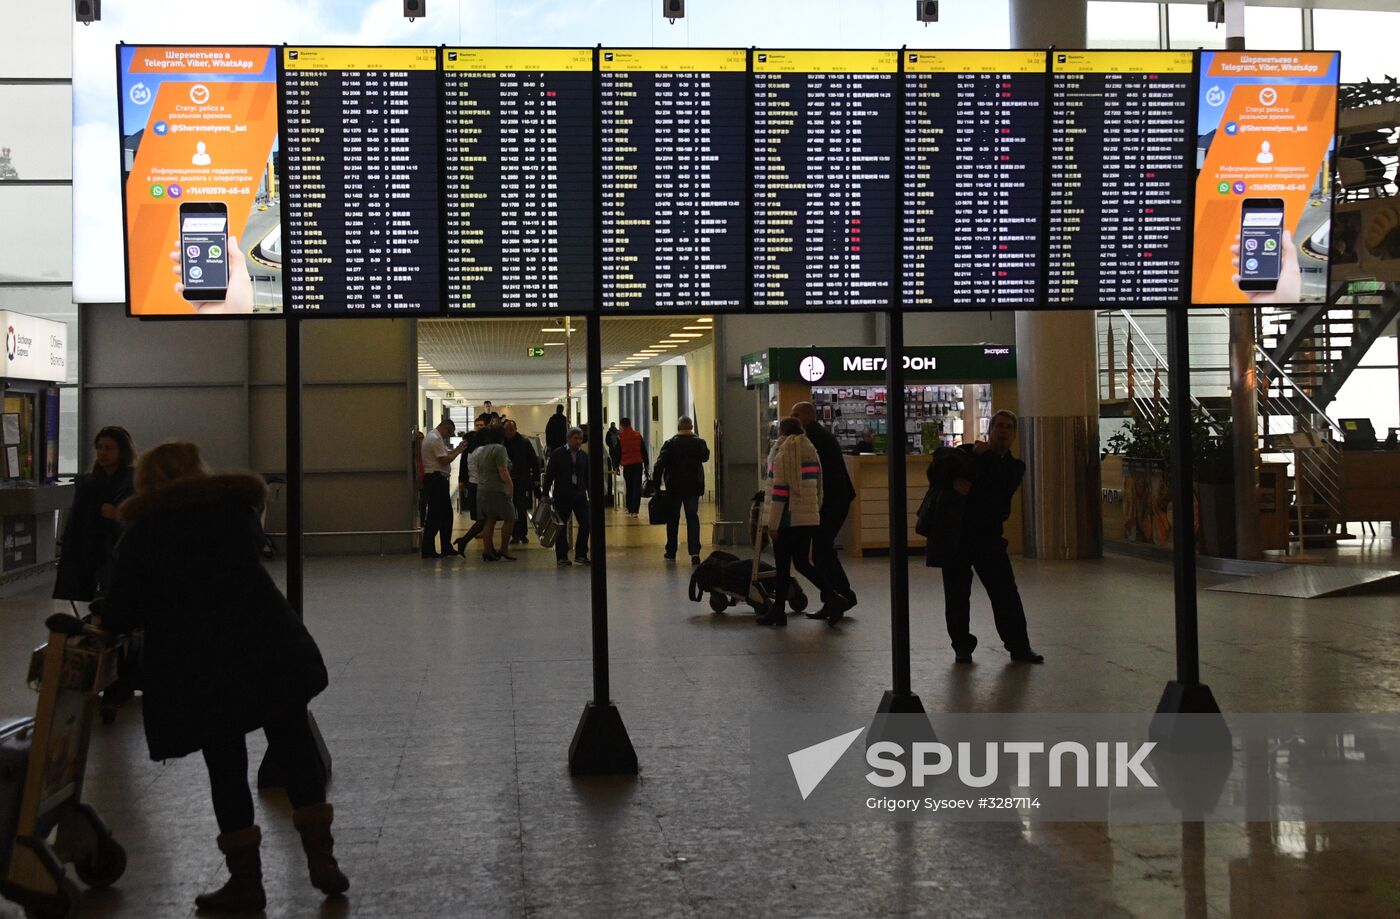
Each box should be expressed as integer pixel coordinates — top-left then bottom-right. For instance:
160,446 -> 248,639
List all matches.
1098,308 -> 1348,547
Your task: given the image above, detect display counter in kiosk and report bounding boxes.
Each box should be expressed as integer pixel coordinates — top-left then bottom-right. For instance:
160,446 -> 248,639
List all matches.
741,345 -> 1019,556
0,311 -> 71,596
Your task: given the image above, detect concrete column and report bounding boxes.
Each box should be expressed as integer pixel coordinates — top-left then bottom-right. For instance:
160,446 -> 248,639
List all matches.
1010,0 -> 1102,560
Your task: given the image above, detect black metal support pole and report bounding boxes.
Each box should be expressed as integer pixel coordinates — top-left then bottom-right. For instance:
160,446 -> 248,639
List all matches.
876,309 -> 925,718
568,313 -> 639,776
1150,305 -> 1228,751
260,313 -> 331,787
286,314 -> 304,616
568,46 -> 637,776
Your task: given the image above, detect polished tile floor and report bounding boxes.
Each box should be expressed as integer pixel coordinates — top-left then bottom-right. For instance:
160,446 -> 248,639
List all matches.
2,509 -> 1399,918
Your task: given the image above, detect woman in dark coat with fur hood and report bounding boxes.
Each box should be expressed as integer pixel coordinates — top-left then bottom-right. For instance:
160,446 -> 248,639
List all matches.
100,441 -> 348,912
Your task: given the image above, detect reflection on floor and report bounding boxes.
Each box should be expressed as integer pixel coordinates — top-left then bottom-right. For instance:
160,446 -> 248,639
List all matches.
3,512 -> 1400,917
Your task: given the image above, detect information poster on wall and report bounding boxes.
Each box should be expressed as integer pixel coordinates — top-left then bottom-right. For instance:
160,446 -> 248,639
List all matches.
117,46 -> 281,316
1192,52 -> 1340,305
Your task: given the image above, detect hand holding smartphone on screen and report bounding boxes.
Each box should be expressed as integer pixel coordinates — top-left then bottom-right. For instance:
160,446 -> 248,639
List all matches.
169,201 -> 255,314
1230,198 -> 1302,304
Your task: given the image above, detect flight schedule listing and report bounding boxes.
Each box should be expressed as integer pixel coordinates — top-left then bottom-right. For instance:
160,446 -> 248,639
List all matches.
903,51 -> 1047,307
600,49 -> 746,311
1046,51 -> 1194,306
443,48 -> 594,312
753,50 -> 898,311
280,47 -> 441,314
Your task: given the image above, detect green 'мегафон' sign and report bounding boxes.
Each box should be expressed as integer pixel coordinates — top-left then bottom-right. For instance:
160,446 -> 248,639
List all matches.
741,345 -> 1015,387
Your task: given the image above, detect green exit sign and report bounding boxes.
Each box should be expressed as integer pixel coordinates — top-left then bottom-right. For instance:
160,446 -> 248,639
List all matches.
527,347 -> 546,357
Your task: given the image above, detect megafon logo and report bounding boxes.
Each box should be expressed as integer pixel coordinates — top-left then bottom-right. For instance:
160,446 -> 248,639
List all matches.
789,728 -> 1158,799
5,325 -> 15,362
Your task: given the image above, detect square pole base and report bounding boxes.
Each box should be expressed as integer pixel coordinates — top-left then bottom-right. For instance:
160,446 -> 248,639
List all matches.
1150,681 -> 1232,752
257,711 -> 332,790
568,701 -> 638,776
870,690 -> 937,749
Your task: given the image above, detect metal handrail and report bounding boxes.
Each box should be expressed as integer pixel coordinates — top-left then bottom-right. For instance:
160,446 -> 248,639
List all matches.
1115,310 -> 1228,436
1102,321 -> 1168,421
1215,307 -> 1345,438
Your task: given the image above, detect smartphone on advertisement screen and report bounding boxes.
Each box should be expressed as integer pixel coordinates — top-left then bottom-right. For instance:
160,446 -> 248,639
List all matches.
179,202 -> 230,301
1238,198 -> 1285,292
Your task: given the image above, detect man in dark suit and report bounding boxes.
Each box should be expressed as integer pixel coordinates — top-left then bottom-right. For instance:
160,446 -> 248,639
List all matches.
792,402 -> 857,622
542,426 -> 591,567
928,410 -> 1042,664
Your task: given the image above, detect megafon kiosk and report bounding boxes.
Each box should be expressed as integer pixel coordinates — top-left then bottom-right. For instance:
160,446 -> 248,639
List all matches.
741,344 -> 1019,557
0,311 -> 69,595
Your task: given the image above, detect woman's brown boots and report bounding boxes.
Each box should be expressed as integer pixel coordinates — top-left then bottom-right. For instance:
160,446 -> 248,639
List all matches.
195,807 -> 348,913
195,826 -> 265,913
292,803 -> 350,896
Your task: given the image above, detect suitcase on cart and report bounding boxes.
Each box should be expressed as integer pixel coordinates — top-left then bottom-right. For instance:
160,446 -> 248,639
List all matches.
687,530 -> 808,616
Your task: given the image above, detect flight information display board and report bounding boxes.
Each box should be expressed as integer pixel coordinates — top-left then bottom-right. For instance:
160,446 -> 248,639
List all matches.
752,50 -> 898,311
1046,51 -> 1194,306
280,47 -> 441,315
600,48 -> 747,312
443,48 -> 594,312
902,50 -> 1047,308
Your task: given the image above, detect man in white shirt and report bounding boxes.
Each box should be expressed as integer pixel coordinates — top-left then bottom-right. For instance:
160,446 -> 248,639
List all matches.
421,419 -> 469,558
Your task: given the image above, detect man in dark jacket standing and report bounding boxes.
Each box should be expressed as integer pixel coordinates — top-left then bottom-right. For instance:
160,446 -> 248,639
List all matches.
928,410 -> 1042,665
545,404 -> 569,454
792,402 -> 857,621
503,419 -> 540,545
652,416 -> 710,564
542,427 -> 591,566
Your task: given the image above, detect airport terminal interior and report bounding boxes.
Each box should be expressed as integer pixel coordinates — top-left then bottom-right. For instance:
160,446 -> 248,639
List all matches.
3,0 -> 1400,917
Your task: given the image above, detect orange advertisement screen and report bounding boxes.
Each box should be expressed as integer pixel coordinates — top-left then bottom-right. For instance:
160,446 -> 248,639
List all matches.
118,45 -> 282,316
1191,52 -> 1340,305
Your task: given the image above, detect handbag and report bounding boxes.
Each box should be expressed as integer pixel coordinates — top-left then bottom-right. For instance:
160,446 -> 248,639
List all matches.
914,488 -> 936,537
647,489 -> 675,525
532,497 -> 563,547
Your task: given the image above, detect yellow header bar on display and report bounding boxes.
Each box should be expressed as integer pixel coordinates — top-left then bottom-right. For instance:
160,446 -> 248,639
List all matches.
283,47 -> 437,71
1051,51 -> 1194,74
600,48 -> 746,72
905,50 -> 1046,74
443,48 -> 593,72
753,50 -> 898,74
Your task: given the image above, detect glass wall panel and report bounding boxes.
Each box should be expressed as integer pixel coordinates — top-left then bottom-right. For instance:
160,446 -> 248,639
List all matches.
1313,10 -> 1400,82
0,186 -> 72,282
1088,1 -> 1161,49
0,85 -> 73,181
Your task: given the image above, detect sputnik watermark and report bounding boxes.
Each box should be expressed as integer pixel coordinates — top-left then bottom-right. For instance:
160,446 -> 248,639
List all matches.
753,713 -> 1400,823
787,727 -> 1156,809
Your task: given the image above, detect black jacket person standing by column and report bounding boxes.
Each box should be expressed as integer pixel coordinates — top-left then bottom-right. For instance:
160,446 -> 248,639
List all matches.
792,402 -> 857,622
927,410 -> 1043,664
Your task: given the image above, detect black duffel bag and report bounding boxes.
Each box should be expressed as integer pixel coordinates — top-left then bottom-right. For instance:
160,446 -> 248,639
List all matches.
688,550 -> 741,600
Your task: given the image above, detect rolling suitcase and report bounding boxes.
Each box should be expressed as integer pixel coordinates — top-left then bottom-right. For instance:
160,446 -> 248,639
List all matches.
0,718 -> 32,875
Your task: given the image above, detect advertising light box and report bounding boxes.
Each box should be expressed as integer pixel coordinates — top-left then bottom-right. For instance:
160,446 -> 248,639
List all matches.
1191,52 -> 1340,305
117,45 -> 282,317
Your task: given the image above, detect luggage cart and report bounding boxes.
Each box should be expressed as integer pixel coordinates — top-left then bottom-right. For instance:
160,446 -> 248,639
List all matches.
690,526 -> 808,616
1,615 -> 127,919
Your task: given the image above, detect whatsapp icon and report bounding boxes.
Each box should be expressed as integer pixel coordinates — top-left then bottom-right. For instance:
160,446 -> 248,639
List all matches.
1217,181 -> 1230,194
